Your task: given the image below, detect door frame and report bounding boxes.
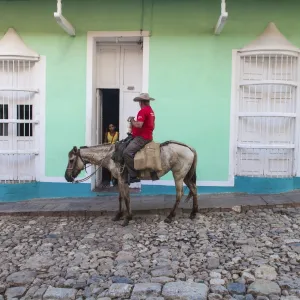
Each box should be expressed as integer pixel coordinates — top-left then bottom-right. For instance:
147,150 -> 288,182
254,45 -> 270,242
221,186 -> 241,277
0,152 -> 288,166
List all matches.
95,88 -> 103,187
85,31 -> 150,189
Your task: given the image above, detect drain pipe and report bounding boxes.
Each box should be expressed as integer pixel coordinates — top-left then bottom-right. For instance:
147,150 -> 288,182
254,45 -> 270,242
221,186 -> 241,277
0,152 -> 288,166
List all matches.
54,0 -> 76,36
214,0 -> 228,35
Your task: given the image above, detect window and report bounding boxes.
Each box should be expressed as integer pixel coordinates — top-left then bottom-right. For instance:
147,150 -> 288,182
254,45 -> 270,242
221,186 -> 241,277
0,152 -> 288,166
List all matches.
17,105 -> 33,137
233,23 -> 299,178
0,104 -> 8,136
0,28 -> 40,183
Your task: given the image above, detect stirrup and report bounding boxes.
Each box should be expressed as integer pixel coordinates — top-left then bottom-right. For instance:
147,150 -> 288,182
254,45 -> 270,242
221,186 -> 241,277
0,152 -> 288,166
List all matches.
130,177 -> 141,183
125,175 -> 141,184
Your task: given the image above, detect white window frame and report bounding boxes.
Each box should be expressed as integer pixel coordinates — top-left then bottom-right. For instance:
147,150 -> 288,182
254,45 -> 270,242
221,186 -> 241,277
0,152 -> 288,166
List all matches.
229,49 -> 300,178
0,57 -> 46,183
35,56 -> 46,182
0,29 -> 47,184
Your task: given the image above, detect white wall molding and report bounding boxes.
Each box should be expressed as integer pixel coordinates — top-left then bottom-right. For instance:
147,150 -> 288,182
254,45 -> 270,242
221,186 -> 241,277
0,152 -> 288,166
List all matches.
228,50 -> 238,181
37,56 -> 47,181
142,36 -> 150,92
39,176 -> 91,183
142,178 -> 234,187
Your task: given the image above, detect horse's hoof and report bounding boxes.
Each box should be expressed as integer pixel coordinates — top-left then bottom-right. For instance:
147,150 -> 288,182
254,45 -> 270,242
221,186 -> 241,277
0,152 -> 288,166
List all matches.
164,217 -> 172,224
122,219 -> 129,227
112,213 -> 123,221
189,213 -> 196,220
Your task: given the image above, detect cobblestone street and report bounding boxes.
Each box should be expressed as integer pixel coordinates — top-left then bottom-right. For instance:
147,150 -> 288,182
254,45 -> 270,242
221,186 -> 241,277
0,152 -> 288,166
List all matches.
0,207 -> 299,300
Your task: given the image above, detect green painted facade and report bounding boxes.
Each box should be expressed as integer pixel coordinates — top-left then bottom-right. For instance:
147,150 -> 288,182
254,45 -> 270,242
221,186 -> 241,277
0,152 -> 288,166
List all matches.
1,0 -> 300,184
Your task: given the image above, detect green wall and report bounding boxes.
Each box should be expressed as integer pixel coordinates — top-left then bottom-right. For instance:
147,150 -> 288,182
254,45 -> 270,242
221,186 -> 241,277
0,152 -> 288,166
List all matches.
1,0 -> 300,181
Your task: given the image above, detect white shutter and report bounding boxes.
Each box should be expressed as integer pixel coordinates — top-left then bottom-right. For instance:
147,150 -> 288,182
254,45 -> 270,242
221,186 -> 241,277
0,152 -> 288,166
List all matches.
237,148 -> 264,176
236,53 -> 298,178
119,45 -> 143,139
96,45 -> 120,89
0,29 -> 40,183
95,44 -> 143,140
264,148 -> 293,177
95,89 -> 103,186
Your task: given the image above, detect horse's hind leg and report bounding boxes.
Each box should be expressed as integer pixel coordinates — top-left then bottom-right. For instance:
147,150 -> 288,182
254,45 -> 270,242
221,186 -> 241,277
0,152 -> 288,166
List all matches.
190,194 -> 199,220
165,179 -> 184,223
184,179 -> 198,219
112,193 -> 124,221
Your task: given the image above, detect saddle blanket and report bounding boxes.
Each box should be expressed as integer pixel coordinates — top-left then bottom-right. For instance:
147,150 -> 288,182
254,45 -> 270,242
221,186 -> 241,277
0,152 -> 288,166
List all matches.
134,141 -> 162,172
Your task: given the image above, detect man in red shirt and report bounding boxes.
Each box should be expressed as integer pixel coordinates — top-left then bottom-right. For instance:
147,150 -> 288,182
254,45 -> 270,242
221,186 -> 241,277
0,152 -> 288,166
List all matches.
124,93 -> 155,184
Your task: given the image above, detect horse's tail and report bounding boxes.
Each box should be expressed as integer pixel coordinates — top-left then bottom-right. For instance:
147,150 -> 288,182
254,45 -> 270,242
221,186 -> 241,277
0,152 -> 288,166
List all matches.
184,147 -> 197,203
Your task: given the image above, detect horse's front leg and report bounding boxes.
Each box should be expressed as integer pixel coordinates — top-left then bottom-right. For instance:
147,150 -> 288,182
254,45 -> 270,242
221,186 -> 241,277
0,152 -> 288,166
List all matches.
112,193 -> 124,221
122,183 -> 132,227
111,170 -> 124,222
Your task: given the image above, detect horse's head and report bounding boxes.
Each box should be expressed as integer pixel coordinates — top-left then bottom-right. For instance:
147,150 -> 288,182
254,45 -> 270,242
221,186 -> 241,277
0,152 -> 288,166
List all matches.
64,146 -> 85,182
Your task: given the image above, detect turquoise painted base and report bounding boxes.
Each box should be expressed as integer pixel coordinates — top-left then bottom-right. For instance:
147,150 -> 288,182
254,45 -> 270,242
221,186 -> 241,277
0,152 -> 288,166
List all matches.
1,176 -> 300,202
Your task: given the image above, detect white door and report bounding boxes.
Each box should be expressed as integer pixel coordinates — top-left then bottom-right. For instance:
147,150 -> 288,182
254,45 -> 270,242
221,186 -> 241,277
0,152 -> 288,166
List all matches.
96,43 -> 143,140
95,89 -> 103,186
96,89 -> 103,145
119,45 -> 143,188
95,43 -> 143,188
96,45 -> 120,89
119,45 -> 143,139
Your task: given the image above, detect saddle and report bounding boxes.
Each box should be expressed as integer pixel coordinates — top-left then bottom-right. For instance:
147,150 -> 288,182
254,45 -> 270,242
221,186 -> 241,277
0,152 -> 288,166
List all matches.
111,133 -> 133,165
112,134 -> 162,181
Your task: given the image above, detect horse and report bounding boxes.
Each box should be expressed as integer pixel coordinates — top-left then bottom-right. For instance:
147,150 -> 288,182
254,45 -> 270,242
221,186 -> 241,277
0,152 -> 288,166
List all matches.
64,141 -> 198,226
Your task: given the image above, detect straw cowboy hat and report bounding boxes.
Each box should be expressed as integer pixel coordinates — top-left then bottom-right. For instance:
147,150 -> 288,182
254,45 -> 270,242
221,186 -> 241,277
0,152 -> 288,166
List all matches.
133,93 -> 155,102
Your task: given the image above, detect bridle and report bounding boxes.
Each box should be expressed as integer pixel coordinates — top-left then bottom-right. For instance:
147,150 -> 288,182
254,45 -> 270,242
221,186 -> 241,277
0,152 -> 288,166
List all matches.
67,149 -> 92,183
66,147 -> 113,184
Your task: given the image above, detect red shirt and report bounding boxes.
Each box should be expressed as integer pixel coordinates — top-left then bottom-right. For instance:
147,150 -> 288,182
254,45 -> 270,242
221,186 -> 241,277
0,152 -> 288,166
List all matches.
132,106 -> 155,140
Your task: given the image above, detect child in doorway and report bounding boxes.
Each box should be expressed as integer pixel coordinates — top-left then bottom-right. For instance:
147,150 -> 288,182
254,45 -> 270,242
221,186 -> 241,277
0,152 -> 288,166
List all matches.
104,123 -> 119,186
104,123 -> 119,145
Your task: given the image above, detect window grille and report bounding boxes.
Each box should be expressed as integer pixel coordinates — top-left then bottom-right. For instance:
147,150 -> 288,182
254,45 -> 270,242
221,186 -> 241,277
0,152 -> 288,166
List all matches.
0,29 -> 40,183
235,23 -> 299,177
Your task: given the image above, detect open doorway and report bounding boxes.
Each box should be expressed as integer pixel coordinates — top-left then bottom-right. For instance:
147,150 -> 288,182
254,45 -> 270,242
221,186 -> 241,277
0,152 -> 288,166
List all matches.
91,40 -> 145,192
102,89 -> 119,144
95,88 -> 119,191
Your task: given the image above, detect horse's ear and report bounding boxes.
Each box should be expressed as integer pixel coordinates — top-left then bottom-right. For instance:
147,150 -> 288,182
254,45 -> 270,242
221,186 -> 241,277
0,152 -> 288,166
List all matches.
73,146 -> 78,153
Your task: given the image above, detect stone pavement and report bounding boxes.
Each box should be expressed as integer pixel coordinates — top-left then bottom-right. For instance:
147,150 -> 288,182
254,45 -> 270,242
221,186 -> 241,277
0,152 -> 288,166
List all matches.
0,190 -> 300,217
0,207 -> 300,299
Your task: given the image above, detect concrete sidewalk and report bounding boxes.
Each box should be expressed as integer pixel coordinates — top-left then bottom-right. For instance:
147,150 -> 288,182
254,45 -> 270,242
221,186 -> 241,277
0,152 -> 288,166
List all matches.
0,190 -> 299,217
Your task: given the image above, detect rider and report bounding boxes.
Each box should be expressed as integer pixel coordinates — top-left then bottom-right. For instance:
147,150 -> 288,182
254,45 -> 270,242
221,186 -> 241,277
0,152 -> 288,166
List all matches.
123,93 -> 155,184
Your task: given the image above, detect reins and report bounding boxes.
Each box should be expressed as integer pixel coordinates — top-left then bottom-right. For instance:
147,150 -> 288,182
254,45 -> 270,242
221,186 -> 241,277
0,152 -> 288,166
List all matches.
68,146 -> 125,184
69,149 -> 105,184
73,166 -> 101,183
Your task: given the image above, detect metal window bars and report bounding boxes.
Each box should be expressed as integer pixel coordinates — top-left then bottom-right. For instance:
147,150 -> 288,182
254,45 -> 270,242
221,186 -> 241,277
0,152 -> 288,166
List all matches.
236,54 -> 298,177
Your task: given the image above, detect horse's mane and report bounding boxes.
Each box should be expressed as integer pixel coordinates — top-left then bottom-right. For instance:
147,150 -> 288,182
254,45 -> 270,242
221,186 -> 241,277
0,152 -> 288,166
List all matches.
160,140 -> 195,152
79,144 -> 115,155
80,143 -> 114,149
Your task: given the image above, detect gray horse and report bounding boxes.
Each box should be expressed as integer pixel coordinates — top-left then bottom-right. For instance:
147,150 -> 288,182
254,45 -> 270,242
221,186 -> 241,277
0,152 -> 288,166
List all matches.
65,141 -> 198,226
